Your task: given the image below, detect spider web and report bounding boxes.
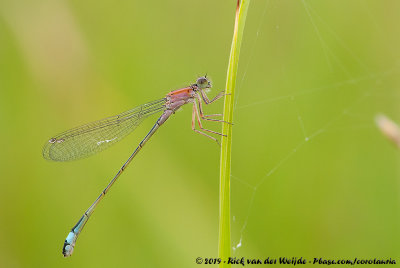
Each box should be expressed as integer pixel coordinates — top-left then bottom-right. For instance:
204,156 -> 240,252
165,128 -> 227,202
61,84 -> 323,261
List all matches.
229,0 -> 400,257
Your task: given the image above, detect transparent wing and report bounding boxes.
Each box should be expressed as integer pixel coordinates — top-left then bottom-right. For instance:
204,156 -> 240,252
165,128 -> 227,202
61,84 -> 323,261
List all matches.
43,99 -> 166,161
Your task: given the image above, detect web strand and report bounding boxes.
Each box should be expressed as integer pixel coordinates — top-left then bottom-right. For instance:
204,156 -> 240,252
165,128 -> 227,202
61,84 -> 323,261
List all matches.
229,0 -> 399,253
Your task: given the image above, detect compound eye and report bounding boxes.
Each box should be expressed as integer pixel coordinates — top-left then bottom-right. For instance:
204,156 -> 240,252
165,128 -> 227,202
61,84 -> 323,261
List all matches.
196,77 -> 209,89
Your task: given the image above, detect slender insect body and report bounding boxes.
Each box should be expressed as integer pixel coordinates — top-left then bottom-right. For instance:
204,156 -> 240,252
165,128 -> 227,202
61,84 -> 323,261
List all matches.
45,76 -> 228,257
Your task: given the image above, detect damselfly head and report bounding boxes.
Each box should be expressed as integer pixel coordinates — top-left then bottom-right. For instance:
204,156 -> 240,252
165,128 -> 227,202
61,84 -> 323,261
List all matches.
196,76 -> 211,89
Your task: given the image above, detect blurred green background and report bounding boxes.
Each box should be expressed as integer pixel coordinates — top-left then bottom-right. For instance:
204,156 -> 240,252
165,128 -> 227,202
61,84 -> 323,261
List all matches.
0,0 -> 399,267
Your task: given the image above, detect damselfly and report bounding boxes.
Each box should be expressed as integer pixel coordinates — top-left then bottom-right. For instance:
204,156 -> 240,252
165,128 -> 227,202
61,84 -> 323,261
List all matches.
43,76 -> 229,257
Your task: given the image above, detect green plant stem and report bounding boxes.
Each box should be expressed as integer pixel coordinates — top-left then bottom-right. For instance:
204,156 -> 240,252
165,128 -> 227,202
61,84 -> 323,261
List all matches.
219,0 -> 250,267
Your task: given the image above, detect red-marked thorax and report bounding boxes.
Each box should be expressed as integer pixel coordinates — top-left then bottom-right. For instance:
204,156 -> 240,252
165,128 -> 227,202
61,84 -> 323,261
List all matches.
167,87 -> 194,98
165,87 -> 195,112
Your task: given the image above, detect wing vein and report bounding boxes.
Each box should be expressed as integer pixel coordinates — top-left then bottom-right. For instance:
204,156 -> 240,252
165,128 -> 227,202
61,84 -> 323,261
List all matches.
43,98 -> 166,161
